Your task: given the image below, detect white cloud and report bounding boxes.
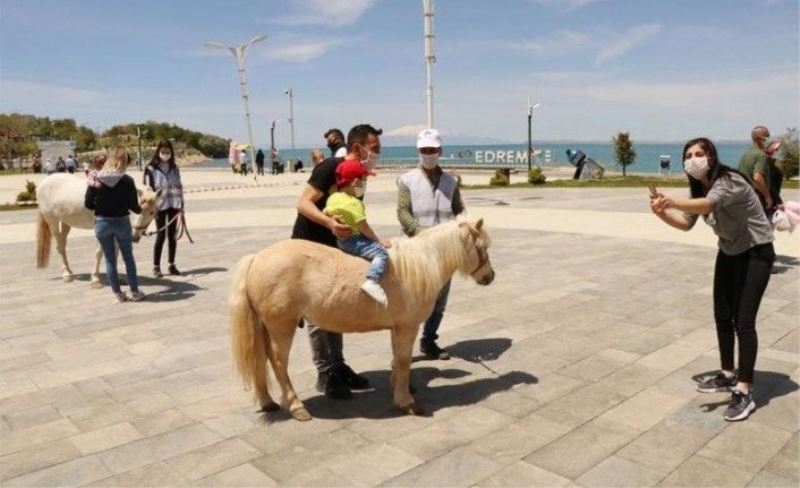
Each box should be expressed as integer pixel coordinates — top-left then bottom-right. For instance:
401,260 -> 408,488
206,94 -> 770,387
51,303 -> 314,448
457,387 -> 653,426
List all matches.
595,23 -> 662,64
0,80 -> 110,109
271,0 -> 377,27
578,73 -> 798,107
512,30 -> 591,55
262,38 -> 348,63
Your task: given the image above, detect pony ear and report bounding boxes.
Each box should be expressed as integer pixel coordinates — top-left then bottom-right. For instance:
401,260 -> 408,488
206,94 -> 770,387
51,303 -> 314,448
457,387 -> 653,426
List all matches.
475,218 -> 484,230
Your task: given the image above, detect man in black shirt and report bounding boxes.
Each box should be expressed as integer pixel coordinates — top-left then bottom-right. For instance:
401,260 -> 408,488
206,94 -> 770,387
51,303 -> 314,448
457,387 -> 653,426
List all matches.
291,123 -> 383,399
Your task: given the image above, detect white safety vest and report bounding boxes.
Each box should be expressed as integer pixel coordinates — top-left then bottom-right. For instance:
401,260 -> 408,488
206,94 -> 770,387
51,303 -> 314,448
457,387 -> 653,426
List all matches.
400,168 -> 457,228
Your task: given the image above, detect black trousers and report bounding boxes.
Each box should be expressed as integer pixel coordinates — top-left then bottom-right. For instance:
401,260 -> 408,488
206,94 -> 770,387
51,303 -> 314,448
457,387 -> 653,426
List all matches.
154,208 -> 181,267
713,243 -> 775,383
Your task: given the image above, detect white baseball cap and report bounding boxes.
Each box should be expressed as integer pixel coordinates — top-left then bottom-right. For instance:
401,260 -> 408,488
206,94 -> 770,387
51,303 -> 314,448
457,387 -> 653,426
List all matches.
416,128 -> 442,149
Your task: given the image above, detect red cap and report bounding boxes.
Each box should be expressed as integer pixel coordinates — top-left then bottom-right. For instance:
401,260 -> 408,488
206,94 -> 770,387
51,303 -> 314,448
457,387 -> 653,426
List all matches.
335,159 -> 374,187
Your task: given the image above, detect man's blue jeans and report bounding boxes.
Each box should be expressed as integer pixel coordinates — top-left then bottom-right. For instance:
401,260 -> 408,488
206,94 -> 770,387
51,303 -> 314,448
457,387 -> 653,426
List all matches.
94,217 -> 139,294
422,280 -> 451,343
338,235 -> 388,282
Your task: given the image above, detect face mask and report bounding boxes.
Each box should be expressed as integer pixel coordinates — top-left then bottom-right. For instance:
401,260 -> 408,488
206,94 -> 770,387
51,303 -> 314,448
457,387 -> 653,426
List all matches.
354,186 -> 365,198
159,153 -> 171,162
362,148 -> 380,170
420,153 -> 439,169
684,157 -> 709,179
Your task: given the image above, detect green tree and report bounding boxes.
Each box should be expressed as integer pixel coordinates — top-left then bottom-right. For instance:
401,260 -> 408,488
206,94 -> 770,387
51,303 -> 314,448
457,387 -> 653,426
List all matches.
778,127 -> 798,180
612,131 -> 637,177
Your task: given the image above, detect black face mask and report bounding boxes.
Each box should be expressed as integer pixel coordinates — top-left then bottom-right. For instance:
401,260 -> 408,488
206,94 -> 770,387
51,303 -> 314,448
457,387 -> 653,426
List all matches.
327,141 -> 342,154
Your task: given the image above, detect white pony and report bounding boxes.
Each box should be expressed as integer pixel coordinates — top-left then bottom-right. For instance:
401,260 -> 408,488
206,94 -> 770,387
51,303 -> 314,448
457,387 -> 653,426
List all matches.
36,173 -> 161,285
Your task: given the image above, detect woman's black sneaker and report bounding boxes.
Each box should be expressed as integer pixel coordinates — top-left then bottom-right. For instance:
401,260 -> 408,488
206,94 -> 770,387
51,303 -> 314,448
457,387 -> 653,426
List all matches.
420,339 -> 450,360
724,390 -> 755,421
168,264 -> 181,276
696,372 -> 736,393
153,267 -> 163,278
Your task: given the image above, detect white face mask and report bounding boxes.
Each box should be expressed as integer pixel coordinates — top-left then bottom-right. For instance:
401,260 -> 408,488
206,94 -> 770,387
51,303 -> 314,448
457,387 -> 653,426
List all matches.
684,157 -> 709,179
159,153 -> 171,162
420,153 -> 439,169
361,148 -> 380,170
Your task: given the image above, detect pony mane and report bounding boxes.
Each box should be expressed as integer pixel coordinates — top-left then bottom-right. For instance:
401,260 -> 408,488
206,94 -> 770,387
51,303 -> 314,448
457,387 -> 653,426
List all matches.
389,216 -> 486,302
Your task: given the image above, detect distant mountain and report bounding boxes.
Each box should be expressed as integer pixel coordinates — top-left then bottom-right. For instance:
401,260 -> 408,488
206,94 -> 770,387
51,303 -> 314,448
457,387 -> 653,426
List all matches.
381,124 -> 514,147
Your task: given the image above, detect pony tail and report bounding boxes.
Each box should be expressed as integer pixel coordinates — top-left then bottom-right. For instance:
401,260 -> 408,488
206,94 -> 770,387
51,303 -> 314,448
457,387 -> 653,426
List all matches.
36,213 -> 51,268
229,254 -> 270,403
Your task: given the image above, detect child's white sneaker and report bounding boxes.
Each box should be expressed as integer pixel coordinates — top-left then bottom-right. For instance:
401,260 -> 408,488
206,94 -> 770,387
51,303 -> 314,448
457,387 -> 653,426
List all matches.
114,292 -> 129,303
361,280 -> 388,307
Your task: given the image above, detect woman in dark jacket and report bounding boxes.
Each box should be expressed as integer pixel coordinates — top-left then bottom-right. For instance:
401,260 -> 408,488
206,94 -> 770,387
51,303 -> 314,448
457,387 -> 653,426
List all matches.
650,137 -> 774,422
143,140 -> 184,277
84,146 -> 144,303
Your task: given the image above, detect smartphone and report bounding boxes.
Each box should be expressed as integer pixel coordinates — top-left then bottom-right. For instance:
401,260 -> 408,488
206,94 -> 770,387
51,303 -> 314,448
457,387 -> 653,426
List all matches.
648,184 -> 658,199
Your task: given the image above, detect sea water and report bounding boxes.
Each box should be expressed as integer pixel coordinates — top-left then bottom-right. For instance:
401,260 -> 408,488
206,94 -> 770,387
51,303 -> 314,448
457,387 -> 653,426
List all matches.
202,141 -> 751,174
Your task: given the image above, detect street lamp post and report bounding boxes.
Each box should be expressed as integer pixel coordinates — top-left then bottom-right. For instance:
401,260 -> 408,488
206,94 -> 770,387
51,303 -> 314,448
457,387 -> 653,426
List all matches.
270,119 -> 282,174
422,0 -> 436,128
527,97 -> 541,172
284,86 -> 295,151
204,34 -> 267,173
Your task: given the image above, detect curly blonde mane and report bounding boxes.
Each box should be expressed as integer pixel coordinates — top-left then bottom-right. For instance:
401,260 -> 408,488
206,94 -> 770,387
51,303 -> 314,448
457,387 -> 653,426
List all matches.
388,217 -> 490,303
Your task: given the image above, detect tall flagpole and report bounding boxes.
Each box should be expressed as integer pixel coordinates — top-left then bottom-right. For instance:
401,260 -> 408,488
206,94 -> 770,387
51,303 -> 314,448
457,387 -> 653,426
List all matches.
422,0 -> 435,128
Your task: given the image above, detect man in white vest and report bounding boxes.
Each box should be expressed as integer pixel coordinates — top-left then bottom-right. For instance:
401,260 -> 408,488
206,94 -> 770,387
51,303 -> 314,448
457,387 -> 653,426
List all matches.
397,128 -> 465,360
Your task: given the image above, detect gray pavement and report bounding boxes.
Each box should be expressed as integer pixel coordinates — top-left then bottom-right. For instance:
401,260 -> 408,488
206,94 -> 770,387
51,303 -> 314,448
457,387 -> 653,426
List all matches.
0,181 -> 798,487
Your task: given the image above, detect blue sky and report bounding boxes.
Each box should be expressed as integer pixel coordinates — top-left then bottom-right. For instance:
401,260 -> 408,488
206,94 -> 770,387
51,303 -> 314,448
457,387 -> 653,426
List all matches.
1,0 -> 798,146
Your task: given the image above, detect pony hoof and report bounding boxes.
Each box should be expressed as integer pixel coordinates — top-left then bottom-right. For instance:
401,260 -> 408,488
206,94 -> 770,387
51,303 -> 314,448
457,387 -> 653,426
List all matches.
290,407 -> 313,421
260,402 -> 280,413
90,280 -> 103,289
399,403 -> 424,416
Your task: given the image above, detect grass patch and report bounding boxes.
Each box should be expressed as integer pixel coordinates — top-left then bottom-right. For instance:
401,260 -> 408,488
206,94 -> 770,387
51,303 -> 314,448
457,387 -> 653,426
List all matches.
0,202 -> 37,211
464,175 -> 800,190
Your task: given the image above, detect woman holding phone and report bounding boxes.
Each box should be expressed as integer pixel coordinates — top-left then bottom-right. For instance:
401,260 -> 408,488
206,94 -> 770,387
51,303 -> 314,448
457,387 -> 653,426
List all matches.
650,137 -> 774,422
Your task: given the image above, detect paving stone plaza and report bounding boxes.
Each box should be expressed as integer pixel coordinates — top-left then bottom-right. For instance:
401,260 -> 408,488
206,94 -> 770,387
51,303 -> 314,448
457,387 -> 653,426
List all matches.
1,170 -> 798,487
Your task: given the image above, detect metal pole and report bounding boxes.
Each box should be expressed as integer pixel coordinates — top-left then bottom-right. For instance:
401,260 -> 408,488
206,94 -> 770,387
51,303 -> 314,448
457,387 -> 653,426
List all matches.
234,51 -> 256,173
423,0 -> 435,128
270,120 -> 277,174
286,86 -> 295,151
528,109 -> 532,173
137,126 -> 142,171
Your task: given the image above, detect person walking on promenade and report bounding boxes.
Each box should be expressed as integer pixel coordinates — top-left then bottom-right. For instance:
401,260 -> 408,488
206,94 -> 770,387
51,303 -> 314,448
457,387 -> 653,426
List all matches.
650,137 -> 774,421
291,123 -> 382,399
324,159 -> 390,306
397,128 -> 465,360
84,146 -> 145,303
143,140 -> 184,278
65,154 -> 77,173
324,128 -> 348,158
255,149 -> 265,176
738,125 -> 774,213
228,140 -> 238,174
310,148 -> 325,167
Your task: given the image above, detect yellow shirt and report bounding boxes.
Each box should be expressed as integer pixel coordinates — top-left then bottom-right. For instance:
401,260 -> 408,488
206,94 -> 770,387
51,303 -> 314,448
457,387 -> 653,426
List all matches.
324,192 -> 366,234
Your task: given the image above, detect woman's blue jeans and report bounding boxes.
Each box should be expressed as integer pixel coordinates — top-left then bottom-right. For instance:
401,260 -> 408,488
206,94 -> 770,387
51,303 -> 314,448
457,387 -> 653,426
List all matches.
94,217 -> 139,294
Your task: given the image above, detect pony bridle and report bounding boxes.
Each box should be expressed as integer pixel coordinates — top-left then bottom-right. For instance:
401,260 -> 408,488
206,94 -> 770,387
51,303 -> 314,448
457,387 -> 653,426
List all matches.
466,226 -> 490,276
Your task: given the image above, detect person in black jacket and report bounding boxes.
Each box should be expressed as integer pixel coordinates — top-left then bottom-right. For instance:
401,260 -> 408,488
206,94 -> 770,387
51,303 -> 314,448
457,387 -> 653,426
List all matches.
84,146 -> 144,303
255,149 -> 265,176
